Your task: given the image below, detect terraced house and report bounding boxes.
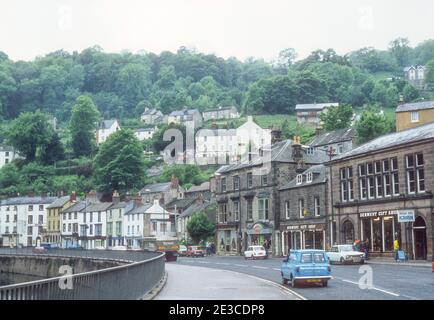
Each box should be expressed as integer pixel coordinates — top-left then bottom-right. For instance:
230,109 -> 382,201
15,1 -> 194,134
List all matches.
330,122 -> 434,261
213,136 -> 328,256
43,194 -> 75,245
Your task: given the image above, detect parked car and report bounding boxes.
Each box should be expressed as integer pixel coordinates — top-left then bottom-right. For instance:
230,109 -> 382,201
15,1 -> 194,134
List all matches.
178,245 -> 188,256
186,246 -> 205,257
244,246 -> 267,260
65,243 -> 84,250
41,242 -> 59,250
281,250 -> 332,287
93,246 -> 106,250
327,245 -> 365,264
32,246 -> 46,253
110,245 -> 128,251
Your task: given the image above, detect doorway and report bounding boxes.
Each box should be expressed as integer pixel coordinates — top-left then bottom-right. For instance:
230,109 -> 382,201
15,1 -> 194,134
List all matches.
413,216 -> 427,260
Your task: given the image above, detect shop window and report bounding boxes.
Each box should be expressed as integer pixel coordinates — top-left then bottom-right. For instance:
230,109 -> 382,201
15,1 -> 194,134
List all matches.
372,218 -> 382,251
305,232 -> 314,249
383,216 -> 394,251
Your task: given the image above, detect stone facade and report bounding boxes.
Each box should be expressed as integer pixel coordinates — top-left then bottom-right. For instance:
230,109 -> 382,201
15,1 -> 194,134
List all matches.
279,165 -> 329,256
330,137 -> 434,261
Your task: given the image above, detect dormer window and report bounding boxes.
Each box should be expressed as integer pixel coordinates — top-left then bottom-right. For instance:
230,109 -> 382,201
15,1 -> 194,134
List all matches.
306,172 -> 313,183
296,174 -> 303,185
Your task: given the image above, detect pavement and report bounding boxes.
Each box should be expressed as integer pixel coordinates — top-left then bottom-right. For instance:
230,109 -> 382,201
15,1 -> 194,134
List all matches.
155,263 -> 300,300
172,255 -> 434,300
366,258 -> 433,268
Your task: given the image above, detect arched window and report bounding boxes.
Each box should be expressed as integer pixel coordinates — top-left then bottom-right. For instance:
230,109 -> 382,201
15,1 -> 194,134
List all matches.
342,220 -> 355,244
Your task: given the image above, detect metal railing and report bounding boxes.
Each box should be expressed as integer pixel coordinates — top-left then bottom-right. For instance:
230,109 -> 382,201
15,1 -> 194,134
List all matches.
0,249 -> 165,300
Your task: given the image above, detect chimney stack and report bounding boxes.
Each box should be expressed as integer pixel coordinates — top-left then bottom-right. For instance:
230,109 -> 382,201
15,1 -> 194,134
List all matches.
86,190 -> 99,204
112,190 -> 120,204
292,136 -> 303,162
134,197 -> 143,208
170,175 -> 179,189
398,95 -> 405,105
315,125 -> 324,137
270,126 -> 282,144
70,191 -> 77,203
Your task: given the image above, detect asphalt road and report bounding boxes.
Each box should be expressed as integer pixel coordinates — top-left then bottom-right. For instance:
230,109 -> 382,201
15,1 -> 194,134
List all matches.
173,255 -> 434,300
157,263 -> 299,300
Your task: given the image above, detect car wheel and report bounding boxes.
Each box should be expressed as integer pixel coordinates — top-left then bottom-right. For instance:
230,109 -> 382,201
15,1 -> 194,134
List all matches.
291,276 -> 297,288
340,257 -> 345,264
360,259 -> 365,265
322,280 -> 328,287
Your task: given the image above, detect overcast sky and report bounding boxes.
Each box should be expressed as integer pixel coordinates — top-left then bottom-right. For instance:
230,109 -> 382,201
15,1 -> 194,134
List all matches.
1,0 -> 434,62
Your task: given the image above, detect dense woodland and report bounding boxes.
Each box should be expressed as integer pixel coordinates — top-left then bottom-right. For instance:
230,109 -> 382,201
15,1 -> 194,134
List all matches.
0,38 -> 434,123
1,38 -> 434,197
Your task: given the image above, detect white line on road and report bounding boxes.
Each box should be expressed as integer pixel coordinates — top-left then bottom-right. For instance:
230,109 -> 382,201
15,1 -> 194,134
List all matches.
234,264 -> 246,267
341,279 -> 400,297
252,266 -> 268,269
197,261 -> 210,264
273,268 -> 280,271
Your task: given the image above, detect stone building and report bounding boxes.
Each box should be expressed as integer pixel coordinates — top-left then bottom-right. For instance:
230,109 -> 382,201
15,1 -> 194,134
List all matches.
279,164 -> 328,256
138,176 -> 184,205
329,121 -> 434,261
308,128 -> 357,155
202,106 -> 239,122
295,103 -> 339,127
396,100 -> 434,132
213,137 -> 328,256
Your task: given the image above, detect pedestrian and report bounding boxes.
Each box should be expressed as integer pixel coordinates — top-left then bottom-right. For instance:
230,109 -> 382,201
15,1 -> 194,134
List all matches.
394,235 -> 400,262
364,238 -> 370,260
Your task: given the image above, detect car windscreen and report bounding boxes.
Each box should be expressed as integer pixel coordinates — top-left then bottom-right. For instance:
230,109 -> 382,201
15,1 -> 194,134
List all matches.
340,245 -> 356,252
313,253 -> 327,263
300,253 -> 313,263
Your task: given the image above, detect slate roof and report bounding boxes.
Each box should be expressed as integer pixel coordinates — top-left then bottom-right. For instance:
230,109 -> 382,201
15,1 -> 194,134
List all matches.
396,101 -> 434,113
280,165 -> 327,190
185,182 -> 210,194
46,196 -> 71,209
165,198 -> 195,209
109,202 -> 127,210
125,204 -> 152,215
86,202 -> 113,212
178,201 -> 214,219
99,119 -> 118,129
309,128 -> 356,147
1,196 -> 57,206
216,139 -> 329,174
331,121 -> 434,162
203,106 -> 237,113
139,182 -> 172,194
62,201 -> 86,213
0,145 -> 15,152
295,103 -> 339,111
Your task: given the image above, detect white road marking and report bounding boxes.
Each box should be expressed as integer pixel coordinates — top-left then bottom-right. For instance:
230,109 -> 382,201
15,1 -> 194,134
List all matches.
234,264 -> 246,267
273,268 -> 280,271
197,261 -> 210,264
252,266 -> 268,269
341,279 -> 400,297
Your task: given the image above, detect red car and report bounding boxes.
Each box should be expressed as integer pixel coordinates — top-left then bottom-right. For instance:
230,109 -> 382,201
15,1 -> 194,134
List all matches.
186,246 -> 205,257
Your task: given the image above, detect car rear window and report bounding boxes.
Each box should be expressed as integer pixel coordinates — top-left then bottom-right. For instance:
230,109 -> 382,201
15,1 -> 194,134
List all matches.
314,253 -> 326,263
254,247 -> 265,251
300,253 -> 312,263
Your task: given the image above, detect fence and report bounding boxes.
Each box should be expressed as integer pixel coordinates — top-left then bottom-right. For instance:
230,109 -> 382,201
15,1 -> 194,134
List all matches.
0,249 -> 165,300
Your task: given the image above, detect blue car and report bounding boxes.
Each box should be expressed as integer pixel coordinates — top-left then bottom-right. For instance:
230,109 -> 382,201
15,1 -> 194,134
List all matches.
281,249 -> 332,288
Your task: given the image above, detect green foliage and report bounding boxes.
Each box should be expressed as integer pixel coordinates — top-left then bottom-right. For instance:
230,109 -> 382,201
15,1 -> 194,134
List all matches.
93,129 -> 145,194
6,111 -> 55,162
187,211 -> 215,244
158,164 -> 213,188
70,95 -> 100,157
319,104 -> 354,131
426,59 -> 434,85
354,106 -> 395,144
150,123 -> 186,153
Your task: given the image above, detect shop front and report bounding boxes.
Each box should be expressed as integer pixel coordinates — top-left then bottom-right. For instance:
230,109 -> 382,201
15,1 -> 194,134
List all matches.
358,209 -> 430,260
280,223 -> 326,256
217,226 -> 238,255
246,222 -> 273,254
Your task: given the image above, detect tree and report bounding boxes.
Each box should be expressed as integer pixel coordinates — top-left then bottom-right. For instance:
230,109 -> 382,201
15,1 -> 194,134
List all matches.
402,84 -> 419,102
187,212 -> 215,244
389,38 -> 411,68
277,48 -> 297,69
70,95 -> 100,157
6,111 -> 54,162
354,107 -> 394,144
319,104 -> 354,131
93,129 -> 145,194
426,59 -> 434,86
40,132 -> 65,165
